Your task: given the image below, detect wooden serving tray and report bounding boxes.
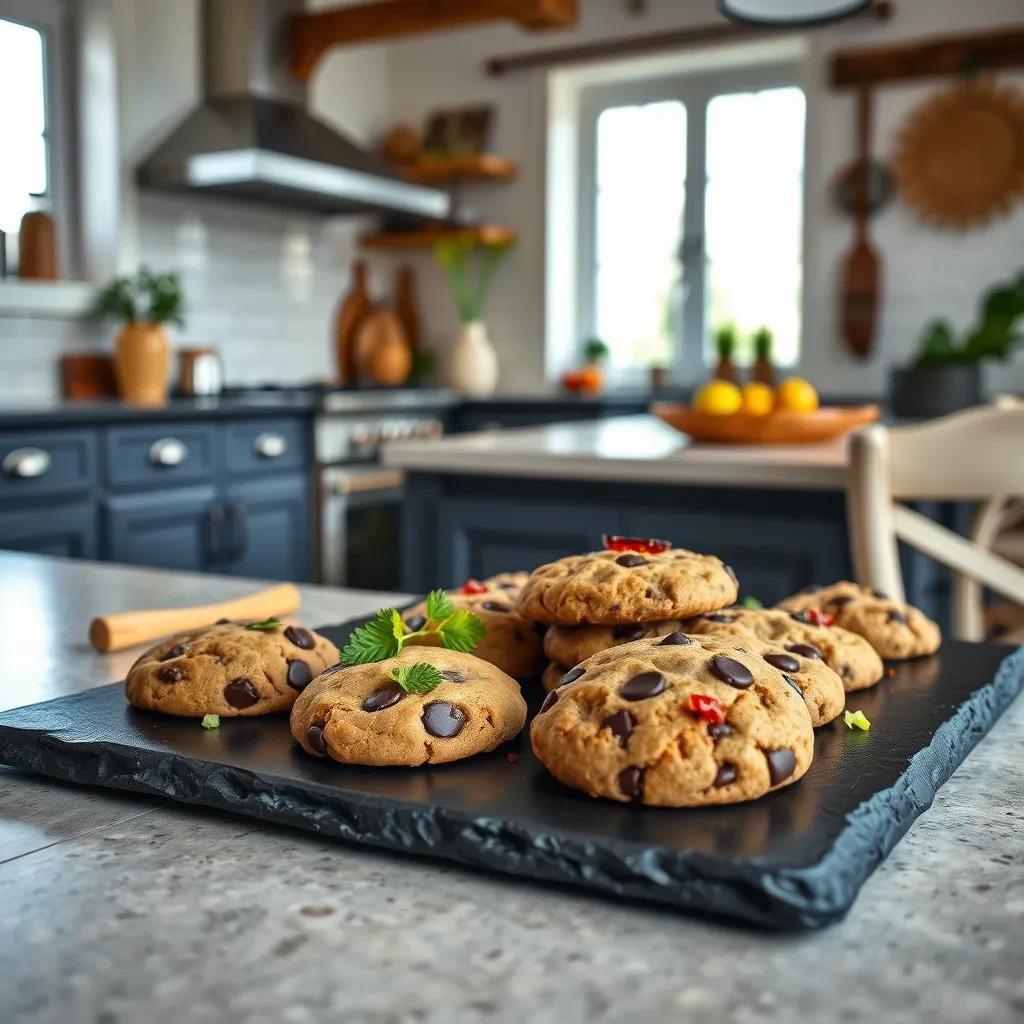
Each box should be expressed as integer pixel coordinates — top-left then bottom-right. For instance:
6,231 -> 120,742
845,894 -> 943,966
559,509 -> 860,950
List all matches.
0,628 -> 1020,930
651,402 -> 880,444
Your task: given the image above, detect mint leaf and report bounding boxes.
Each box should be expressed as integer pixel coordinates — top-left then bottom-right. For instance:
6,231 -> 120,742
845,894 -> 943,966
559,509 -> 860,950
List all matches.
390,662 -> 444,694
439,608 -> 486,652
342,608 -> 402,665
245,617 -> 280,631
201,714 -> 221,729
425,588 -> 454,622
741,596 -> 763,609
391,608 -> 406,642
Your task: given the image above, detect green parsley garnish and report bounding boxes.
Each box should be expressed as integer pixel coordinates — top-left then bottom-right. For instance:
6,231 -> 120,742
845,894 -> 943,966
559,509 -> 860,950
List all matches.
245,617 -> 280,632
390,663 -> 444,694
742,596 -> 763,609
201,714 -> 221,729
843,709 -> 871,731
341,589 -> 486,666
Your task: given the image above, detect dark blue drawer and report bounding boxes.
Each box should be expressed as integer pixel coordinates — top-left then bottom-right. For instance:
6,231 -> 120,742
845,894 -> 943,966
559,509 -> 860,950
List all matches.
104,423 -> 218,489
224,417 -> 307,476
0,429 -> 98,501
0,500 -> 98,558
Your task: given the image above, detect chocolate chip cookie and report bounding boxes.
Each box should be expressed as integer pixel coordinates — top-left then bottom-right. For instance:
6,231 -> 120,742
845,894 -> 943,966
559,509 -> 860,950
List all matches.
125,621 -> 339,717
516,549 -> 738,626
530,633 -> 814,806
544,619 -> 687,667
291,647 -> 526,766
684,606 -> 884,693
403,581 -> 545,678
779,581 -> 941,660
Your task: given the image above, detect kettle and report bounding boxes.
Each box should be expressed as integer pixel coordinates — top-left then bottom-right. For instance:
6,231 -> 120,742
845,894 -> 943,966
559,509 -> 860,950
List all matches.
178,348 -> 224,396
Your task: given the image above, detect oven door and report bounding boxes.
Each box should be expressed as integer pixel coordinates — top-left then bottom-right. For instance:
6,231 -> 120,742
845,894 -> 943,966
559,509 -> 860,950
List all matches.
320,466 -> 404,590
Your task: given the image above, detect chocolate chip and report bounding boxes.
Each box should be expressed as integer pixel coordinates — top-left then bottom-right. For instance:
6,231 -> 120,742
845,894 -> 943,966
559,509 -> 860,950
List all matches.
704,613 -> 735,623
498,582 -> 517,590
620,671 -> 666,701
612,623 -> 644,641
724,564 -> 738,583
766,748 -> 797,785
215,618 -> 231,625
284,626 -> 315,650
533,622 -> 548,636
888,609 -> 908,625
840,664 -> 854,681
560,667 -> 585,686
287,660 -> 313,691
617,766 -> 644,800
786,642 -> 822,660
440,669 -> 467,683
714,763 -> 737,787
615,554 -> 647,568
830,595 -> 854,606
160,644 -> 186,661
405,614 -> 426,631
708,722 -> 734,740
781,674 -> 803,695
482,601 -> 510,612
872,589 -> 888,600
602,709 -> 636,747
306,724 -> 326,754
540,690 -> 559,713
422,701 -> 466,738
224,678 -> 259,708
709,655 -> 753,689
362,683 -> 404,712
659,631 -> 691,646
789,610 -> 815,624
157,664 -> 185,683
764,652 -> 800,673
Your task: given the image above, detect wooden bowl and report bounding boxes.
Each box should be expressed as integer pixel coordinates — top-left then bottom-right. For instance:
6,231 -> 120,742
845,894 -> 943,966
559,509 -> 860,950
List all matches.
651,403 -> 880,445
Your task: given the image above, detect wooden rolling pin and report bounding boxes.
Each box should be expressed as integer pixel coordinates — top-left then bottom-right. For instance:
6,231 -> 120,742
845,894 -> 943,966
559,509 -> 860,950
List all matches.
89,583 -> 302,653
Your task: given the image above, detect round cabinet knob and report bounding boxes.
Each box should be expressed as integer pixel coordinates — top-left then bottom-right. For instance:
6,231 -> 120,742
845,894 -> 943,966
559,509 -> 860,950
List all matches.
149,437 -> 188,467
254,432 -> 287,459
2,446 -> 51,479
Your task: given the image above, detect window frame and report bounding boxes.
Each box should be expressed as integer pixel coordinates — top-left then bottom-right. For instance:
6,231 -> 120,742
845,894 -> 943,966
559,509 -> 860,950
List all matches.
576,61 -> 805,385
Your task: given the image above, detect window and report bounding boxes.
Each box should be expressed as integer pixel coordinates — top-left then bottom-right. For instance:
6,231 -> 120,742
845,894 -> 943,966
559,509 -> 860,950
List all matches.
578,63 -> 806,378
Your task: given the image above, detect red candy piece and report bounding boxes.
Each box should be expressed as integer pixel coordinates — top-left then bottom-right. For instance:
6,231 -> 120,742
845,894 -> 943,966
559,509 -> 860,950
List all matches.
460,580 -> 488,595
806,608 -> 834,627
689,693 -> 726,725
602,535 -> 672,554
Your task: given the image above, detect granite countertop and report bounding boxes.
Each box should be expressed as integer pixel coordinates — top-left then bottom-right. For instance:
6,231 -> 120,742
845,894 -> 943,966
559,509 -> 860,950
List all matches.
0,552 -> 1021,1022
386,414 -> 852,491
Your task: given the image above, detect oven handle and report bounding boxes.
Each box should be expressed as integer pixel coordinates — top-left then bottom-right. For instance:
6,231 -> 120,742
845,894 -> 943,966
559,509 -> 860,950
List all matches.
328,468 -> 404,495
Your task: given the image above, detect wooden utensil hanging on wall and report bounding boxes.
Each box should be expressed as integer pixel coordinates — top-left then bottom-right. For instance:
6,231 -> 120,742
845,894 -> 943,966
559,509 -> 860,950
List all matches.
840,87 -> 881,359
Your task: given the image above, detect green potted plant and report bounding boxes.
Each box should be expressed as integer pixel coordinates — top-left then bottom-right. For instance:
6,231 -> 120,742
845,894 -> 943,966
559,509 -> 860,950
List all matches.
891,272 -> 1024,418
434,234 -> 513,397
751,326 -> 775,386
713,323 -> 738,383
96,268 -> 184,406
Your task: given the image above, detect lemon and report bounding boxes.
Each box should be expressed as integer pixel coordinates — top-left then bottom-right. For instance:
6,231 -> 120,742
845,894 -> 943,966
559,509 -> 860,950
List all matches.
776,377 -> 819,413
740,381 -> 775,416
694,380 -> 743,416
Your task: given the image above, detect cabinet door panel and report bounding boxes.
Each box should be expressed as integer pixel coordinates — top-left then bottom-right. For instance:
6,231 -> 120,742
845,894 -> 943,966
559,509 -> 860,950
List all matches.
224,418 -> 307,476
224,474 -> 310,582
104,423 -> 218,490
104,486 -> 218,572
0,502 -> 98,558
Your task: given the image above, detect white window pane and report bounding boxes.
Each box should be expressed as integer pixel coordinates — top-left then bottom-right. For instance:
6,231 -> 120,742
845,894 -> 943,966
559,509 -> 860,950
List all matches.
0,18 -> 48,234
705,87 -> 805,365
594,100 -> 685,367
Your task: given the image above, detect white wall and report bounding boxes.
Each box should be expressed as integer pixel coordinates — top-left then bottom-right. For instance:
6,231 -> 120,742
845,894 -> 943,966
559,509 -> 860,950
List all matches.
380,0 -> 1024,395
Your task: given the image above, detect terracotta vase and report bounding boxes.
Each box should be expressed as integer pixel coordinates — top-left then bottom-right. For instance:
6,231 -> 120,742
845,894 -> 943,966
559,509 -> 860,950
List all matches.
335,261 -> 369,384
354,308 -> 411,387
450,320 -> 498,397
114,323 -> 171,406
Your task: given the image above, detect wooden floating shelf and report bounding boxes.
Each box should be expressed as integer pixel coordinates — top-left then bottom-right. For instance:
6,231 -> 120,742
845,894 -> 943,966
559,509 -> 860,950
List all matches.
395,154 -> 518,185
360,225 -> 517,251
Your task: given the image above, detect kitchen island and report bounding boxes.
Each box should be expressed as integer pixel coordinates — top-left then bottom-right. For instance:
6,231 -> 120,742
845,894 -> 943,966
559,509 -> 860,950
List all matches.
0,551 -> 1021,1023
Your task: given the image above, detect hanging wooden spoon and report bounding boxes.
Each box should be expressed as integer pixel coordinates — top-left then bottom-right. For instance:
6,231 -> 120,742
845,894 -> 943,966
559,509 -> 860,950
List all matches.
840,86 -> 882,359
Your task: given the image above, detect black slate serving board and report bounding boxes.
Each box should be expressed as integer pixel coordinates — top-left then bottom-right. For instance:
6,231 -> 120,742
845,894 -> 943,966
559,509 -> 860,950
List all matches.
1,626 -> 1021,931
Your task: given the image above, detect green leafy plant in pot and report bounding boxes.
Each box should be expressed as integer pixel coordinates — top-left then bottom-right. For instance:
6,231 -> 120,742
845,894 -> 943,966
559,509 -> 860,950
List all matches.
434,235 -> 513,397
891,272 -> 1024,418
96,268 -> 184,406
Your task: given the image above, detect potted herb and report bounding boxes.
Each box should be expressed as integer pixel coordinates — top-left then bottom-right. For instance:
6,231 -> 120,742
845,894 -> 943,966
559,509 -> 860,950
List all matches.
96,268 -> 184,406
434,235 -> 513,397
751,326 -> 775,386
713,323 -> 738,383
891,272 -> 1024,418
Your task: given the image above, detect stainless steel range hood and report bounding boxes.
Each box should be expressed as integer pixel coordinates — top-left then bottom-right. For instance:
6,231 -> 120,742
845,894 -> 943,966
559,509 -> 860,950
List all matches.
136,0 -> 448,219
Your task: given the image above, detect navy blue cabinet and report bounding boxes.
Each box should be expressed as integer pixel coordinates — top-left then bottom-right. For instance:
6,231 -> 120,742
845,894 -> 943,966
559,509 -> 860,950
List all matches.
223,473 -> 310,581
0,501 -> 98,558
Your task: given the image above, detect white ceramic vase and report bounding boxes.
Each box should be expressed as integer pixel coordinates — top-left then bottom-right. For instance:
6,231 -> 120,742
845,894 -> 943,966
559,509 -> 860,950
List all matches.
449,319 -> 498,397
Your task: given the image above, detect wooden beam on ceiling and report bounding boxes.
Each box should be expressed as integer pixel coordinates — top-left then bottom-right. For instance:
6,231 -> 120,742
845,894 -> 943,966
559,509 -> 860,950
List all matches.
831,25 -> 1024,88
290,0 -> 578,80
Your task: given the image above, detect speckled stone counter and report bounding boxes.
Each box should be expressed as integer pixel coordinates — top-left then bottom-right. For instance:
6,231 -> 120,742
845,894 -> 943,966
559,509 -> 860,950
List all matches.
0,553 -> 1021,1024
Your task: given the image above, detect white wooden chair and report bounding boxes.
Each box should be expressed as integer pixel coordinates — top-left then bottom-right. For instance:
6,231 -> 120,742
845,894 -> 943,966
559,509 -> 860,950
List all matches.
846,405 -> 1024,640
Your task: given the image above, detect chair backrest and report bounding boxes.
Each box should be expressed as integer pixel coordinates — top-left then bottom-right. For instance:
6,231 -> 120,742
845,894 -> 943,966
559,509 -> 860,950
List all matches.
846,406 -> 1024,632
